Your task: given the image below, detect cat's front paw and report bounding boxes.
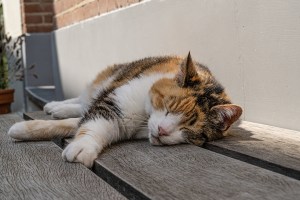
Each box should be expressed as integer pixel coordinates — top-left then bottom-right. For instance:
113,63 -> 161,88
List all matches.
50,104 -> 73,119
44,103 -> 82,119
44,101 -> 60,114
62,136 -> 101,168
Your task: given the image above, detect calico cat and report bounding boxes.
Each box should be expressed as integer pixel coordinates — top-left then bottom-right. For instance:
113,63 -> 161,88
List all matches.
8,53 -> 242,168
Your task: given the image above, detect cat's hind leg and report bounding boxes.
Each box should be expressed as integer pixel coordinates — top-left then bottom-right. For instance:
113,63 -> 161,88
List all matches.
44,98 -> 82,119
8,118 -> 80,141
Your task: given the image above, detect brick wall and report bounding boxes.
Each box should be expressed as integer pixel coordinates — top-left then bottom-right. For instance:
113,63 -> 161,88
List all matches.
53,0 -> 142,29
19,0 -> 142,33
21,0 -> 54,33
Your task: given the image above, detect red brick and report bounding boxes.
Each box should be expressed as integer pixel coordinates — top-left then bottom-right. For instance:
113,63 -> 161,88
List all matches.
24,3 -> 43,13
23,0 -> 54,2
41,0 -> 54,2
73,1 -> 99,23
98,0 -> 109,14
81,1 -> 99,20
74,0 -> 84,5
22,25 -> 26,34
42,3 -> 54,13
54,0 -> 77,15
116,0 -> 129,8
53,0 -> 63,14
26,25 -> 54,33
44,14 -> 53,23
53,0 -> 141,29
54,12 -> 73,28
65,0 -> 77,10
23,0 -> 42,2
25,15 -> 43,24
106,0 -> 118,12
53,16 -> 59,29
127,0 -> 141,4
24,2 -> 53,13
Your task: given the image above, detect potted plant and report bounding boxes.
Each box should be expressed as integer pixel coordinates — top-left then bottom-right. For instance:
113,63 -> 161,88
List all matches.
0,3 -> 24,114
0,41 -> 14,114
0,2 -> 12,114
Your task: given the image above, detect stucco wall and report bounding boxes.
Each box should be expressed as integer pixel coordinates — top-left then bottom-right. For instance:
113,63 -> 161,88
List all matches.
52,0 -> 300,131
2,0 -> 22,37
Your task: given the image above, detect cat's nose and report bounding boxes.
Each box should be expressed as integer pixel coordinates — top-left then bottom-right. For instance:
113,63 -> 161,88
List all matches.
158,126 -> 169,136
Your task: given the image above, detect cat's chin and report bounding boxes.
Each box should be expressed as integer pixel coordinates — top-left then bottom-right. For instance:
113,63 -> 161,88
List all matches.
149,135 -> 163,146
149,132 -> 186,146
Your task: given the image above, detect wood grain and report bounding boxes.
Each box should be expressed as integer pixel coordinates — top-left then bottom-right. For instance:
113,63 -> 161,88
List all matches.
25,112 -> 300,172
213,121 -> 300,171
25,112 -> 300,199
0,114 -> 126,200
24,111 -> 53,120
95,140 -> 300,200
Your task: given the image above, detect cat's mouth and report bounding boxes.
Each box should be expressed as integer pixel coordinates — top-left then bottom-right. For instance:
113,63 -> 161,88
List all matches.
150,134 -> 163,146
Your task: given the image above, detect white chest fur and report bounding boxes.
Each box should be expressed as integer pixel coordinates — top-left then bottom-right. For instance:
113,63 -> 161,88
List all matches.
112,73 -> 175,137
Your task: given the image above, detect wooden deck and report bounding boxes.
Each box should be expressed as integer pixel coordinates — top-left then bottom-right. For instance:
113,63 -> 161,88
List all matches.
1,111 -> 300,199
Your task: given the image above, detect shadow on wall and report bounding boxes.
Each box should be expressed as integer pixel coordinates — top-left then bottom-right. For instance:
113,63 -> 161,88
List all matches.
20,33 -> 64,112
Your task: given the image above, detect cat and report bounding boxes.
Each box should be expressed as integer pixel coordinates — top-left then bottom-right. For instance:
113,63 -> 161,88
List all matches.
8,53 -> 242,168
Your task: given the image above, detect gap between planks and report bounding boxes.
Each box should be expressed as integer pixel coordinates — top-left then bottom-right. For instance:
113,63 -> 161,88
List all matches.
23,111 -> 300,181
23,112 -> 300,200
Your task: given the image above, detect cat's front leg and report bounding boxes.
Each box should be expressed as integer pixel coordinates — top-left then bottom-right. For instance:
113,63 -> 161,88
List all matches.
62,118 -> 120,168
44,98 -> 80,113
44,98 -> 82,119
49,104 -> 82,119
62,135 -> 102,168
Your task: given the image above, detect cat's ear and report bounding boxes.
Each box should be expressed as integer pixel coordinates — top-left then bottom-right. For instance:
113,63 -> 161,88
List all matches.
176,52 -> 198,87
210,104 -> 243,131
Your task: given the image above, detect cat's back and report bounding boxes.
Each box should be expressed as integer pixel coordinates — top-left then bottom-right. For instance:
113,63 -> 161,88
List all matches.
90,56 -> 182,90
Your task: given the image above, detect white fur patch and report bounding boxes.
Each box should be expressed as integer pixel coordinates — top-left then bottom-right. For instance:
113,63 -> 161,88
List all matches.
113,73 -> 175,138
50,104 -> 82,119
44,101 -> 61,114
8,121 -> 29,141
8,118 -> 79,141
62,73 -> 177,167
44,98 -> 82,118
62,117 -> 119,167
148,110 -> 186,145
62,136 -> 101,168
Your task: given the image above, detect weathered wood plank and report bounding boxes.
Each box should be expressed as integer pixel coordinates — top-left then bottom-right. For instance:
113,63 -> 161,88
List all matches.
0,114 -> 126,200
211,121 -> 300,171
94,140 -> 300,200
25,112 -> 300,172
25,112 -> 300,199
24,111 -> 53,120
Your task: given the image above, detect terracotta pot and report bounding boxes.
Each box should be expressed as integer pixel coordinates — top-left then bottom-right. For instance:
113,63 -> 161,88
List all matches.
0,89 -> 15,114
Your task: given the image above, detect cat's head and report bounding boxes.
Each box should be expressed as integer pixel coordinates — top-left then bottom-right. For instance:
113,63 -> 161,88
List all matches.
146,53 -> 242,146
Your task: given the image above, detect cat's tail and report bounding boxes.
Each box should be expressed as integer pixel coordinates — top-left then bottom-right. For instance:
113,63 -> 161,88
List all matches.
8,118 -> 80,141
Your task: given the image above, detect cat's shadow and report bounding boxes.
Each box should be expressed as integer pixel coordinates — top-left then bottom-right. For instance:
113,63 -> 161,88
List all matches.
221,126 -> 260,142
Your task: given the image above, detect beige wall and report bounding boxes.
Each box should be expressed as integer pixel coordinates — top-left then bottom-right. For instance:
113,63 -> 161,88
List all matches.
53,0 -> 300,131
2,0 -> 22,37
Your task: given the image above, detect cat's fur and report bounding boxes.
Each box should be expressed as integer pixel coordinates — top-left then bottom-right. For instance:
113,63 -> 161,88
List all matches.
8,53 -> 242,167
